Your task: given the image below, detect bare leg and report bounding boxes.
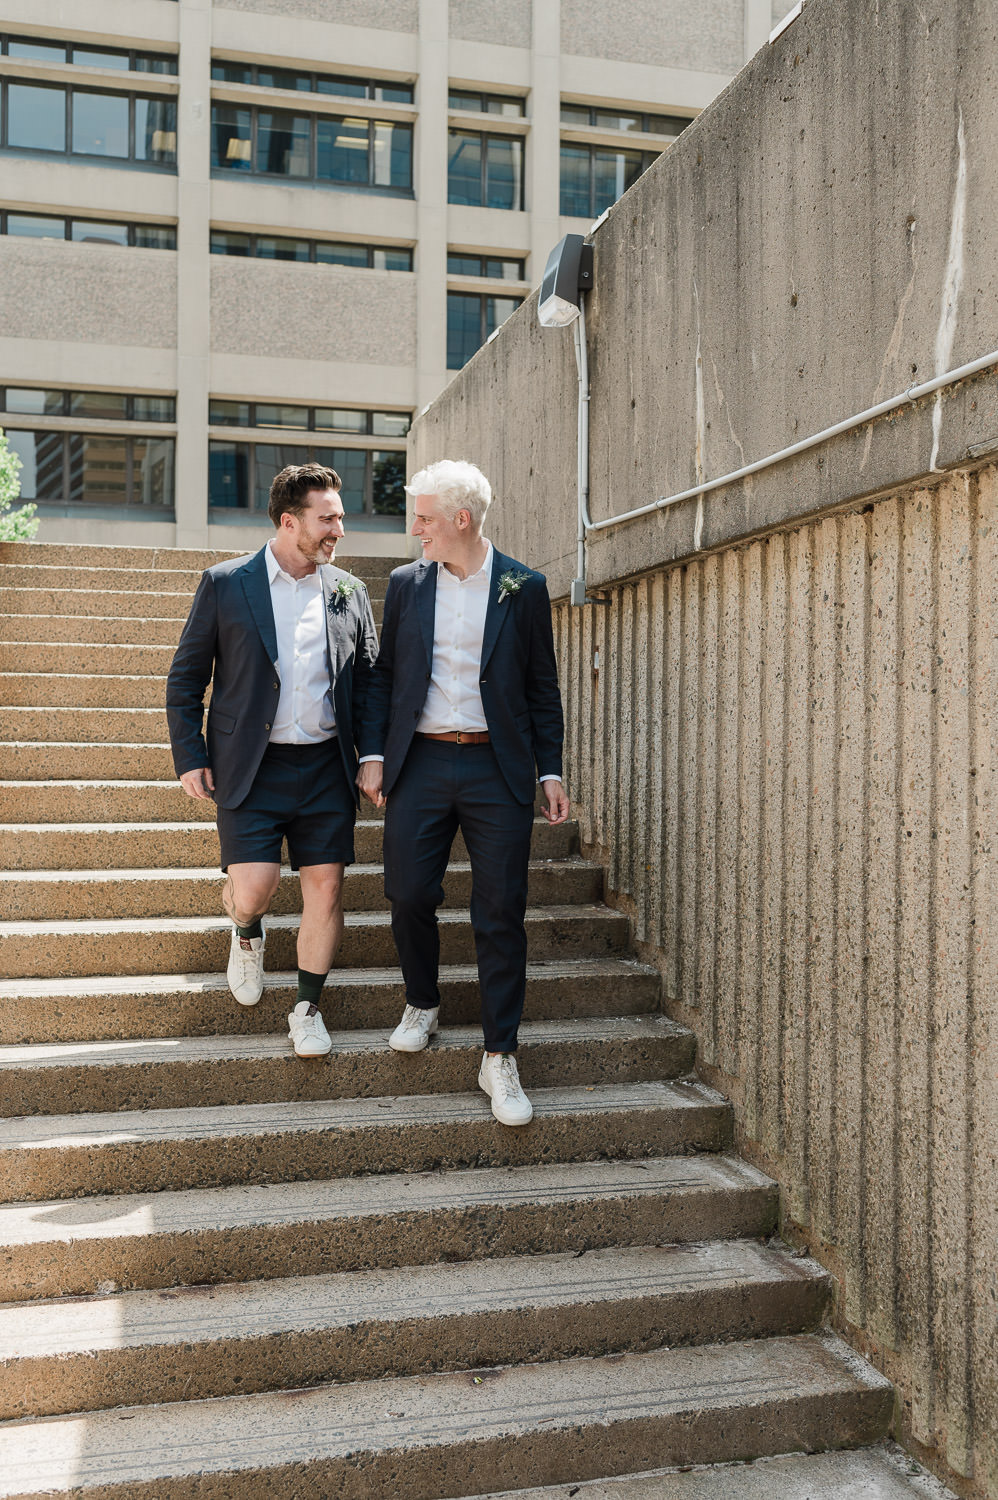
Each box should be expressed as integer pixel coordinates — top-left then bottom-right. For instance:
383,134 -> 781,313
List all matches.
297,863 -> 345,973
223,862 -> 281,926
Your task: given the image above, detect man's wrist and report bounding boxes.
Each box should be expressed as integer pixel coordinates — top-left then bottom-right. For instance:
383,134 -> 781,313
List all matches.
539,774 -> 562,784
359,755 -> 385,764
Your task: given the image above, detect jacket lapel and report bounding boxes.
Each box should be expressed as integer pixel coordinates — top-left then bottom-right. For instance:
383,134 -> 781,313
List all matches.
240,546 -> 278,666
414,559 -> 436,670
480,548 -> 515,673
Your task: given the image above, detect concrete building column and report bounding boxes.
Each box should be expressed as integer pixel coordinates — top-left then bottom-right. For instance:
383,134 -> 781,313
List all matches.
415,0 -> 449,413
744,0 -> 773,59
529,0 -> 562,287
174,0 -> 212,546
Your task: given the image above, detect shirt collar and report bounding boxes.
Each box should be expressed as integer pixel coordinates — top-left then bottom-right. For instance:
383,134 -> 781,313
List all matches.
438,540 -> 493,586
266,539 -> 319,588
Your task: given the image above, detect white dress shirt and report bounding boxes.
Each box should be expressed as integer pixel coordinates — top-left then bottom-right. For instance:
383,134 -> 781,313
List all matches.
265,542 -> 336,744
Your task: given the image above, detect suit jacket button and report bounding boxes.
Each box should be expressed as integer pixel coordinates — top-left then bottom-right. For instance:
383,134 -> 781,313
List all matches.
480,678 -> 486,685
425,672 -> 431,680
273,681 -> 279,690
264,722 -> 271,730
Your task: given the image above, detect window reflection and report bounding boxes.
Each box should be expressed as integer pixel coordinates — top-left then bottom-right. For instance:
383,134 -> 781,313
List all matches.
72,220 -> 129,246
7,83 -> 66,152
317,116 -> 370,184
211,105 -> 252,170
134,97 -> 177,162
257,111 -> 310,176
72,91 -> 129,157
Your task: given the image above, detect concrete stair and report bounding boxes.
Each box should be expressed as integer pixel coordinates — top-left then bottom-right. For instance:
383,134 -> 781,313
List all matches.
0,540 -> 941,1499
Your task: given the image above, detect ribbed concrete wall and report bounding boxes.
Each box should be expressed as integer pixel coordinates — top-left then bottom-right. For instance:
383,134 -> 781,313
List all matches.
551,464 -> 997,1496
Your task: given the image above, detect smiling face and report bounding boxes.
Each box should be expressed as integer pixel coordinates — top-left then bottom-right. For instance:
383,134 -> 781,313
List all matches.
410,492 -> 469,565
282,487 -> 346,569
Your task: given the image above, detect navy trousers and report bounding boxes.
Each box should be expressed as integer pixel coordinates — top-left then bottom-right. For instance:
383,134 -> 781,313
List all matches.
383,737 -> 535,1053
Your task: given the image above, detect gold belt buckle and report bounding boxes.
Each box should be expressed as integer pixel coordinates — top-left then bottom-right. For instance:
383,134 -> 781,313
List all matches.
455,730 -> 463,744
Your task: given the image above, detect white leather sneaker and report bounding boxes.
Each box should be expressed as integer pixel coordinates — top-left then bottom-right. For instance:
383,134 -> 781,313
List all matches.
388,1003 -> 439,1053
226,927 -> 265,1007
478,1051 -> 533,1126
288,1000 -> 332,1057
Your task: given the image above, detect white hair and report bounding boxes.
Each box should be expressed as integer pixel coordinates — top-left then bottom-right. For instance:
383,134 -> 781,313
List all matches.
405,459 -> 492,527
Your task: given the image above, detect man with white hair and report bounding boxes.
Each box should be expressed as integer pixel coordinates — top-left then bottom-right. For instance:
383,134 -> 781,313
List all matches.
357,459 -> 568,1125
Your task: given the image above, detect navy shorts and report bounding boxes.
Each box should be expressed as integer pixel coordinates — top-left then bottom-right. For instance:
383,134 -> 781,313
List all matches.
216,739 -> 355,872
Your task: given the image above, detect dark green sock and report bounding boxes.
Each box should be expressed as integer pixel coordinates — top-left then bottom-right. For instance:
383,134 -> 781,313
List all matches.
297,966 -> 327,1007
236,918 -> 262,941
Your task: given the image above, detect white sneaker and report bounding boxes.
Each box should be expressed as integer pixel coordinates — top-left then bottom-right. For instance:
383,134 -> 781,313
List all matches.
388,1004 -> 439,1053
478,1051 -> 533,1127
227,927 -> 265,1007
288,1000 -> 332,1057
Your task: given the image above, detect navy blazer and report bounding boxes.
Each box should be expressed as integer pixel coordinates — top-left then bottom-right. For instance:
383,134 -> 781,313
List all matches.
359,548 -> 564,806
166,546 -> 379,810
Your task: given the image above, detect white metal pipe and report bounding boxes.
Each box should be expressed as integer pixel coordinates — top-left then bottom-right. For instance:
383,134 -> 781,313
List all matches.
583,346 -> 998,533
573,299 -> 590,587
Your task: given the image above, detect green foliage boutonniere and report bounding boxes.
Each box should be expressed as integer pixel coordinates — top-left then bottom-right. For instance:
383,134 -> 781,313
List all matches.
327,575 -> 359,613
498,569 -> 531,604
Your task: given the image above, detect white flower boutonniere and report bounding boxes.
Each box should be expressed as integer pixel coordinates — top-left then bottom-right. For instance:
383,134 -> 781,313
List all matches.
498,569 -> 531,604
327,575 -> 359,613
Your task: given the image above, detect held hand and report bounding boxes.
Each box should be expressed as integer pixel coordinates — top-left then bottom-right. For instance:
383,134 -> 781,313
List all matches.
180,767 -> 215,800
357,760 -> 385,809
541,779 -> 570,825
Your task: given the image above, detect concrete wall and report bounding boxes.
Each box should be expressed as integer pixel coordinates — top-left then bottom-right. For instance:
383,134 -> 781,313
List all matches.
214,0 -> 419,29
408,1 -> 998,1495
0,240 -> 177,350
561,0 -> 744,74
450,0 -> 531,49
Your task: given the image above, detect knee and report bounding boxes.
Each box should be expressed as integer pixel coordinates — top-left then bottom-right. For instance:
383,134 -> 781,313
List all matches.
387,871 -> 439,915
300,866 -> 344,917
229,871 -> 279,915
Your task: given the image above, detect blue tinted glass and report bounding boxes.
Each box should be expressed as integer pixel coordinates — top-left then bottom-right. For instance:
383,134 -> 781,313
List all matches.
71,220 -> 128,245
372,451 -> 405,514
486,295 -> 521,338
73,47 -> 130,69
485,258 -> 524,280
135,98 -> 177,162
210,231 -> 251,255
209,441 -> 249,508
7,84 -> 66,152
447,254 -> 481,275
256,111 -> 310,175
373,247 -> 413,271
8,39 -> 66,61
212,62 -> 252,83
593,148 -> 643,215
134,224 -> 176,249
484,136 -> 521,210
71,433 -> 128,504
377,85 -> 413,104
6,214 -> 65,238
257,68 -> 307,91
133,56 -> 178,75
317,448 -> 366,513
373,121 -> 411,189
211,104 -> 251,169
316,75 -> 367,99
255,405 -> 309,429
72,91 -> 129,157
449,91 -> 482,111
447,292 -> 483,370
316,117 -> 369,184
132,436 -> 175,506
560,145 -> 590,217
4,388 -> 65,415
255,236 -> 310,261
4,430 -> 64,499
316,242 -> 368,266
209,401 -> 251,426
133,395 -> 176,421
447,131 -> 482,206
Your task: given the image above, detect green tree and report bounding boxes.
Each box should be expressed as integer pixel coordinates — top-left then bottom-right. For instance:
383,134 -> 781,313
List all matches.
0,427 -> 38,542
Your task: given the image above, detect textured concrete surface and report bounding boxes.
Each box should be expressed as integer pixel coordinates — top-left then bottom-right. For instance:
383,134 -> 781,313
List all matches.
0,1013 -> 695,1114
0,1080 -> 731,1199
0,905 -> 631,980
0,614 -> 183,645
5,587 -> 191,620
0,958 -> 663,1044
1,673 -> 168,709
215,0 -> 418,26
562,0 -> 742,72
0,782 -> 216,824
450,0 -> 530,47
0,1333 -> 892,1498
0,238 -> 177,350
0,1242 -> 830,1418
0,1153 -> 778,1300
0,643 -> 178,677
0,744 -> 175,781
4,707 -> 169,745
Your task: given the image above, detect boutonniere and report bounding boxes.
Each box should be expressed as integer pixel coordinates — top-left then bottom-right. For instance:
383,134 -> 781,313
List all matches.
327,575 -> 359,613
498,570 -> 531,604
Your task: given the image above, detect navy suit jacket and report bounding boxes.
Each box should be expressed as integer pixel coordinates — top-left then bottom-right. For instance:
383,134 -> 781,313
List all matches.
359,548 -> 564,806
166,546 -> 379,810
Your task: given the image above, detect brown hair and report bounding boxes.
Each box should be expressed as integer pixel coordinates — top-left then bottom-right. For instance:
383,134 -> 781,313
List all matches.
268,463 -> 341,526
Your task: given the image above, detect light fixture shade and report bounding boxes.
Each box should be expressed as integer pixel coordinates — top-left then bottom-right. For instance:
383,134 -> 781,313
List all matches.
537,234 -> 593,328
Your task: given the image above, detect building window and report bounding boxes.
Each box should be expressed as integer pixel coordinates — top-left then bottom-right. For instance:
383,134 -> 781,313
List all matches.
560,103 -> 690,137
0,210 -> 176,247
1,34 -> 177,73
446,291 -> 522,370
211,60 -> 412,103
448,131 -> 523,210
0,81 -> 177,166
0,386 -> 175,515
449,89 -> 525,118
447,252 -> 524,281
210,230 -> 411,270
211,105 -> 412,192
560,144 -> 657,219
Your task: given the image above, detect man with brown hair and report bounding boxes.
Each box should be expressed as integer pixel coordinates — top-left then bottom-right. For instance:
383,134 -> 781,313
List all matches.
167,463 -> 378,1057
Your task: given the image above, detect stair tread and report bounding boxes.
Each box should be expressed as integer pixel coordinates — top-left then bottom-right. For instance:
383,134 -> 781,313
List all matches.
0,1240 -> 825,1357
0,1332 -> 892,1497
0,1152 -> 772,1249
0,955 -> 659,1001
2,858 -> 597,883
471,1445 -> 956,1500
0,1014 -> 686,1072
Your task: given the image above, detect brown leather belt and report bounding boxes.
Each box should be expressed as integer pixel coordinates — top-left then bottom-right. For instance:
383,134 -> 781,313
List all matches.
416,730 -> 490,745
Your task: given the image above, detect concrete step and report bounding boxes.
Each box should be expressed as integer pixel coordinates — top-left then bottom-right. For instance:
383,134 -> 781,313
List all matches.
0,540 -> 405,572
0,816 -> 576,869
0,1079 -> 731,1200
0,742 -> 174,780
0,671 -> 167,708
1,858 -> 603,922
0,904 -> 631,979
0,1014 -> 691,1115
0,560 -> 393,594
0,779 -> 214,822
4,586 -> 193,619
470,1445 -> 956,1500
0,1332 -> 893,1498
0,958 -> 662,1044
5,706 -> 169,743
0,612 -> 183,645
0,1152 -> 778,1300
0,642 -> 176,676
0,1240 -> 831,1419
